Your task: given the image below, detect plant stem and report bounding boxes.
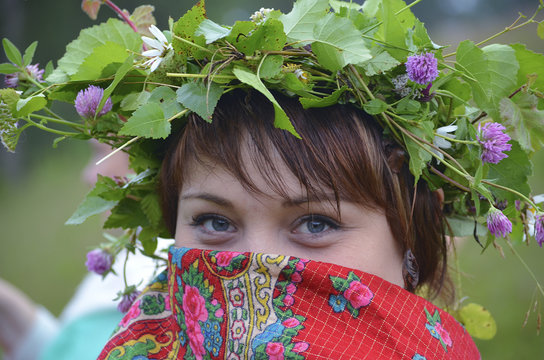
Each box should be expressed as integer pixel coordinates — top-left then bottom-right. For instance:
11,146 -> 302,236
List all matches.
481,180 -> 539,210
24,118 -> 81,137
104,0 -> 139,34
505,239 -> 544,298
429,166 -> 471,192
29,114 -> 85,130
166,72 -> 235,80
434,132 -> 477,145
172,34 -> 213,54
444,5 -> 543,58
96,109 -> 189,165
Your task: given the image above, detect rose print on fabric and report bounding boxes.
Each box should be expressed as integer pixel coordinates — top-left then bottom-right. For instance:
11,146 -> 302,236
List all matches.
174,257 -> 225,360
328,271 -> 374,318
425,307 -> 452,352
120,300 -> 141,327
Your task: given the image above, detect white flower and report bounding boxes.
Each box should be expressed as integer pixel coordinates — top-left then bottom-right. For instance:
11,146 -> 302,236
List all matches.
141,25 -> 172,72
526,194 -> 544,238
432,124 -> 457,161
250,8 -> 274,24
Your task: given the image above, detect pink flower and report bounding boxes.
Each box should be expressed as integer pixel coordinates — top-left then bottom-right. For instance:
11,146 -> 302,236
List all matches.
118,290 -> 141,313
291,272 -> 302,283
295,261 -> 305,271
164,295 -> 171,311
286,283 -> 296,294
477,122 -> 512,164
434,322 -> 452,347
344,281 -> 373,309
85,248 -> 113,275
120,300 -> 141,327
282,294 -> 294,307
215,251 -> 242,266
405,52 -> 439,85
231,319 -> 246,340
75,85 -> 113,119
265,342 -> 285,360
183,286 -> 208,323
486,207 -> 512,238
229,288 -> 244,307
187,323 -> 206,360
215,307 -> 224,318
535,214 -> 544,247
282,317 -> 300,328
292,342 -> 309,353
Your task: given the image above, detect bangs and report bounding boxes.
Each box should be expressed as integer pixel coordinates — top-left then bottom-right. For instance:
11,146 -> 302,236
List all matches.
171,90 -> 388,216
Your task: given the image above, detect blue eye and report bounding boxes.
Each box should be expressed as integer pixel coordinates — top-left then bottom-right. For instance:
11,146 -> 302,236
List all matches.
191,215 -> 235,232
295,215 -> 339,234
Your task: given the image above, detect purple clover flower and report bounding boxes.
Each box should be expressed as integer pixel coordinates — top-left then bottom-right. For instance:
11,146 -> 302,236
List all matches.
476,122 -> 512,164
4,63 -> 45,88
535,214 -> 544,247
405,53 -> 439,85
486,207 -> 512,238
118,289 -> 141,313
85,248 -> 113,275
74,85 -> 113,118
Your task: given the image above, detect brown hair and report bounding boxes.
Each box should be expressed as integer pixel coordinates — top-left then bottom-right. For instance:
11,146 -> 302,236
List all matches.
159,89 -> 448,298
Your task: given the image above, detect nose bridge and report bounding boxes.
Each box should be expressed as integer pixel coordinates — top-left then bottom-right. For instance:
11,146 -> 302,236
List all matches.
241,219 -> 282,254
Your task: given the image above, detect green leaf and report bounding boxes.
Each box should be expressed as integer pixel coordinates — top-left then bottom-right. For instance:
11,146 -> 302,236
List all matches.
149,86 -> 183,119
360,48 -> 400,76
15,94 -> 46,117
22,41 -> 38,67
225,21 -> 256,49
72,41 -> 130,81
172,2 -> 207,59
121,91 -> 151,111
65,175 -> 118,225
487,141 -> 532,203
0,63 -> 20,74
53,19 -> 142,81
311,13 -> 372,71
233,66 -> 300,138
104,198 -> 150,229
538,21 -> 544,39
395,97 -> 421,114
259,55 -> 283,79
195,19 -> 231,44
100,54 -> 136,114
455,41 -> 519,121
403,125 -> 433,182
329,275 -> 350,292
446,216 -> 487,238
176,82 -> 223,122
500,93 -> 544,152
279,0 -> 330,43
139,228 -> 158,256
2,38 -> 23,66
119,103 -> 170,139
299,85 -> 347,108
511,43 -> 544,92
363,98 -> 388,115
230,19 -> 286,56
458,303 -> 497,340
374,0 -> 415,61
141,193 -> 163,228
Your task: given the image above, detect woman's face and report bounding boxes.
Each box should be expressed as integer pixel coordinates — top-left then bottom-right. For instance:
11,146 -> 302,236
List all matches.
174,149 -> 404,287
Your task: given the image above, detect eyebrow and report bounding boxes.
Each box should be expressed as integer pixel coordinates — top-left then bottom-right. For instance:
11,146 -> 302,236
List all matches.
180,192 -> 234,208
281,193 -> 343,207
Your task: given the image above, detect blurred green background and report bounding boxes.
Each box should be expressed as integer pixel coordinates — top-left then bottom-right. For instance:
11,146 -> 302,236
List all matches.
1,0 -> 543,359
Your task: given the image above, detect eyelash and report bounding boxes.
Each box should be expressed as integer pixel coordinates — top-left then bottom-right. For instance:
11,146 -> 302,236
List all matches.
293,214 -> 341,234
189,213 -> 341,235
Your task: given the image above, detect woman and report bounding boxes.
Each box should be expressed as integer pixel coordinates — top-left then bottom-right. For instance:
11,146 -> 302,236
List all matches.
96,89 -> 479,359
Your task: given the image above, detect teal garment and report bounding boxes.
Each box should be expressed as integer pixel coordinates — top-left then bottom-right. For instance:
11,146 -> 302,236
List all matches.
40,308 -> 123,360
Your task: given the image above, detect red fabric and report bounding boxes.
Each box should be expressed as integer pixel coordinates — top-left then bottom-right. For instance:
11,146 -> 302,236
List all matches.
97,247 -> 480,360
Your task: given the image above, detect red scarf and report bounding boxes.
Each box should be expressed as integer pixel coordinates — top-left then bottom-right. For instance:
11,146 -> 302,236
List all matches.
98,247 -> 480,359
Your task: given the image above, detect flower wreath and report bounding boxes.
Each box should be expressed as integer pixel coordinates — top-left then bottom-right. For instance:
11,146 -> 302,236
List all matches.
1,0 -> 543,340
